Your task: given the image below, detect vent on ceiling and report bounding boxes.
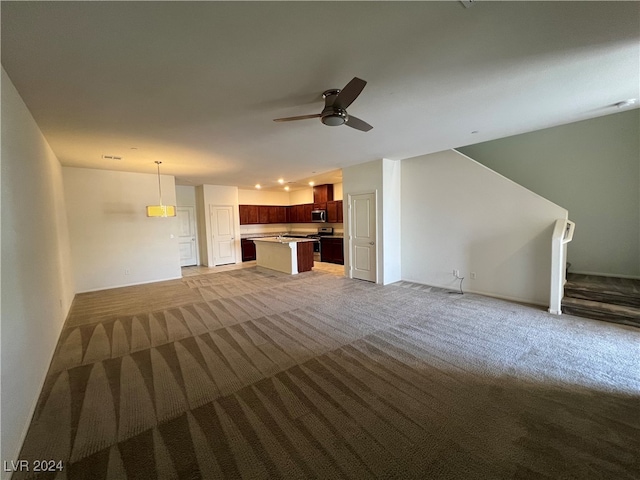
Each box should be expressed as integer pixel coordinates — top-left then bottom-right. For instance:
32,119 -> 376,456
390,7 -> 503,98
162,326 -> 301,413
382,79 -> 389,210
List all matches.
102,155 -> 123,160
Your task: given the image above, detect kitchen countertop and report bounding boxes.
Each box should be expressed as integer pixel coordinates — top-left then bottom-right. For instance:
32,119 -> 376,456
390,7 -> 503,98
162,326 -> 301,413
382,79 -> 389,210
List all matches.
241,233 -> 288,239
242,233 -> 344,240
252,236 -> 316,244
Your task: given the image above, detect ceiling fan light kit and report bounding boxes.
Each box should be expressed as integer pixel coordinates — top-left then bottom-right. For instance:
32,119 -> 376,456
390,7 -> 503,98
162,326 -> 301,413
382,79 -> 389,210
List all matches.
274,77 -> 373,132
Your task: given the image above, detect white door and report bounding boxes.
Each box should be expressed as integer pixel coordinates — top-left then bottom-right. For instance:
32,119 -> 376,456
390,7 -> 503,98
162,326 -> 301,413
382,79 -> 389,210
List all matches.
177,206 -> 198,267
210,205 -> 237,266
350,193 -> 377,282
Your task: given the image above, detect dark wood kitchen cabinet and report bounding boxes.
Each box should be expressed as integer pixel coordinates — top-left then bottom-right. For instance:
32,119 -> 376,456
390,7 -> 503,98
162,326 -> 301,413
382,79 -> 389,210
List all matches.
289,204 -> 302,223
241,238 -> 256,261
326,200 -> 343,223
303,204 -> 313,222
239,205 -> 259,224
240,205 -> 288,225
239,202 -> 321,224
290,204 -> 313,223
296,241 -> 314,272
313,184 -> 334,204
258,206 -> 269,224
320,237 -> 344,265
271,206 -> 287,223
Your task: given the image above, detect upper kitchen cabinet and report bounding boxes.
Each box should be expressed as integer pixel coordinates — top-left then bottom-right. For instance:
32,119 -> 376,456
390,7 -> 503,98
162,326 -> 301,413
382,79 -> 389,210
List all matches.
313,184 -> 334,205
326,200 -> 343,223
239,205 -> 259,224
269,206 -> 287,223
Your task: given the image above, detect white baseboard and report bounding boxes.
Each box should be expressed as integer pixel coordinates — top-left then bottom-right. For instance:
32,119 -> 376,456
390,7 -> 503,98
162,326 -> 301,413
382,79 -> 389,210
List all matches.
398,277 -> 547,308
76,275 -> 183,294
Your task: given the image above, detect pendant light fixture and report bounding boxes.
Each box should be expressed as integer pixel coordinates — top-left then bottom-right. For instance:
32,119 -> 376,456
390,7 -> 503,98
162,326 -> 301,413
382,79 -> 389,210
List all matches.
146,161 -> 176,217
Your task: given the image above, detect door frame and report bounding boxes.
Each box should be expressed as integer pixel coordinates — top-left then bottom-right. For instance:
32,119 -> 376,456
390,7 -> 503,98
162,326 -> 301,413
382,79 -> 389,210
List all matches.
347,191 -> 378,283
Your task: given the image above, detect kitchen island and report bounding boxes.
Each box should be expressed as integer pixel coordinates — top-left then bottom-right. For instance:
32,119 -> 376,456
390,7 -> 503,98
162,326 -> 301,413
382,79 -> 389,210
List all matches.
252,237 -> 316,274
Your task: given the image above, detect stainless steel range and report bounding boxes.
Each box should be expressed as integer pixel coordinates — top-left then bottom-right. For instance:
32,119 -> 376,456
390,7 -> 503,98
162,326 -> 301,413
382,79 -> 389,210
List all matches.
307,227 -> 333,261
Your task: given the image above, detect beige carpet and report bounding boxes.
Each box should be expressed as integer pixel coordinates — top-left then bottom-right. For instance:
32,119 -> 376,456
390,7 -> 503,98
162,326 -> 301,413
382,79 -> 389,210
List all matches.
15,266 -> 640,479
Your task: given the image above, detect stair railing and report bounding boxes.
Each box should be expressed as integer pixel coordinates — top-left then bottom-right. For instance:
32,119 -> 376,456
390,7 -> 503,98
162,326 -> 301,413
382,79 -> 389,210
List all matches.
549,218 -> 575,314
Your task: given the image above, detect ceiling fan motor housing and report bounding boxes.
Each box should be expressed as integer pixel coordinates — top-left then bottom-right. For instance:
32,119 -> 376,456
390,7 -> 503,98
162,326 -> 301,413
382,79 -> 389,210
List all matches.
321,108 -> 348,126
321,89 -> 347,126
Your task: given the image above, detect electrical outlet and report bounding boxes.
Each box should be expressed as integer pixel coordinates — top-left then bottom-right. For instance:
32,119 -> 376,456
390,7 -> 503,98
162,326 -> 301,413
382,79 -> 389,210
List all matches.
453,269 -> 460,277
470,272 -> 477,280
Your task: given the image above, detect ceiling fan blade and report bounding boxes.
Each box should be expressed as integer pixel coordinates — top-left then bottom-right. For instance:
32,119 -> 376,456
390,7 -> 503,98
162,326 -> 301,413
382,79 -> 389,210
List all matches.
273,113 -> 321,122
334,77 -> 367,110
345,115 -> 373,132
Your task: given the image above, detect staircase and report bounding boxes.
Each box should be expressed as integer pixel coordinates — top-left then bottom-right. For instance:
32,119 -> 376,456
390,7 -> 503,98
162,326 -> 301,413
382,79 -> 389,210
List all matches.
562,273 -> 640,328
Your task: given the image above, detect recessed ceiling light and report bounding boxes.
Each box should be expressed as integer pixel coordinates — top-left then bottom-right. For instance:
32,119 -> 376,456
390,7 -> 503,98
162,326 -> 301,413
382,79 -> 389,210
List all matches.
615,99 -> 637,109
309,181 -> 315,186
255,184 -> 261,189
284,186 -> 290,191
278,178 -> 284,184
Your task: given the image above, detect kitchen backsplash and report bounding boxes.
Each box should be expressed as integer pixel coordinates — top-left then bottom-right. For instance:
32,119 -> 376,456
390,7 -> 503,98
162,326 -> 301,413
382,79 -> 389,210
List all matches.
240,223 -> 344,236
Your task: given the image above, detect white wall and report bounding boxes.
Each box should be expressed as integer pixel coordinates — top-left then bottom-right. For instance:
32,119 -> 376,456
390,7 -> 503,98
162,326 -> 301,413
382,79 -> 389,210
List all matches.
1,68 -> 75,474
382,160 -> 402,284
176,184 -> 197,206
198,185 -> 241,267
401,150 -> 568,306
238,189 -> 290,205
289,188 -> 313,205
63,167 -> 181,292
458,110 -> 640,277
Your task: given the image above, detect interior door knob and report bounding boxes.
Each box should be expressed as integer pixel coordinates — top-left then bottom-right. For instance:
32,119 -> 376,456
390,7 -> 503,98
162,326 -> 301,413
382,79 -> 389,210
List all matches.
369,241 -> 374,245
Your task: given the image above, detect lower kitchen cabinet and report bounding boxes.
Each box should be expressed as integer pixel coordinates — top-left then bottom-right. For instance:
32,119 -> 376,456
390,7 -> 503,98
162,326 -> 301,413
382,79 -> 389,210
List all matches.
320,237 -> 344,265
241,239 -> 256,262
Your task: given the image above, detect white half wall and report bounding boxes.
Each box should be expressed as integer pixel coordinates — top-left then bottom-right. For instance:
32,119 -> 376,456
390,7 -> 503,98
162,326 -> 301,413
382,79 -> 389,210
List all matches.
458,110 -> 640,277
401,150 -> 568,306
63,167 -> 181,292
1,68 -> 75,475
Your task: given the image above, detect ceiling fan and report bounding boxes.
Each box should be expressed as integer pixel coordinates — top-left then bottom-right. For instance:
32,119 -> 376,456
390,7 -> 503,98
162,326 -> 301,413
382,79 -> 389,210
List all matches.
273,77 -> 373,132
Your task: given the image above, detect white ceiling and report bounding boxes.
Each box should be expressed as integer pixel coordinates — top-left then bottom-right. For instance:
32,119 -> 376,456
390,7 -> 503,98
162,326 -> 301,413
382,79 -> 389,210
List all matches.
2,1 -> 638,190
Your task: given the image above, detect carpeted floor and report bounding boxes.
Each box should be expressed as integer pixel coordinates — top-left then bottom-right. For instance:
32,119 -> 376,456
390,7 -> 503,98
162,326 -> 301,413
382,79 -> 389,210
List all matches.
15,266 -> 640,479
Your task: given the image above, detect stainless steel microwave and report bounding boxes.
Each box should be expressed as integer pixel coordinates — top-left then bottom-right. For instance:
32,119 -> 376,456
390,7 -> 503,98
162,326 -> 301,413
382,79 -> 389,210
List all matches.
311,210 -> 327,222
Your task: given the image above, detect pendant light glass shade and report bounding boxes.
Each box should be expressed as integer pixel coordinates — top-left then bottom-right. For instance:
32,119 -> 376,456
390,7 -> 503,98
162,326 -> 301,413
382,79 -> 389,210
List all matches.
146,205 -> 176,217
146,161 -> 176,217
